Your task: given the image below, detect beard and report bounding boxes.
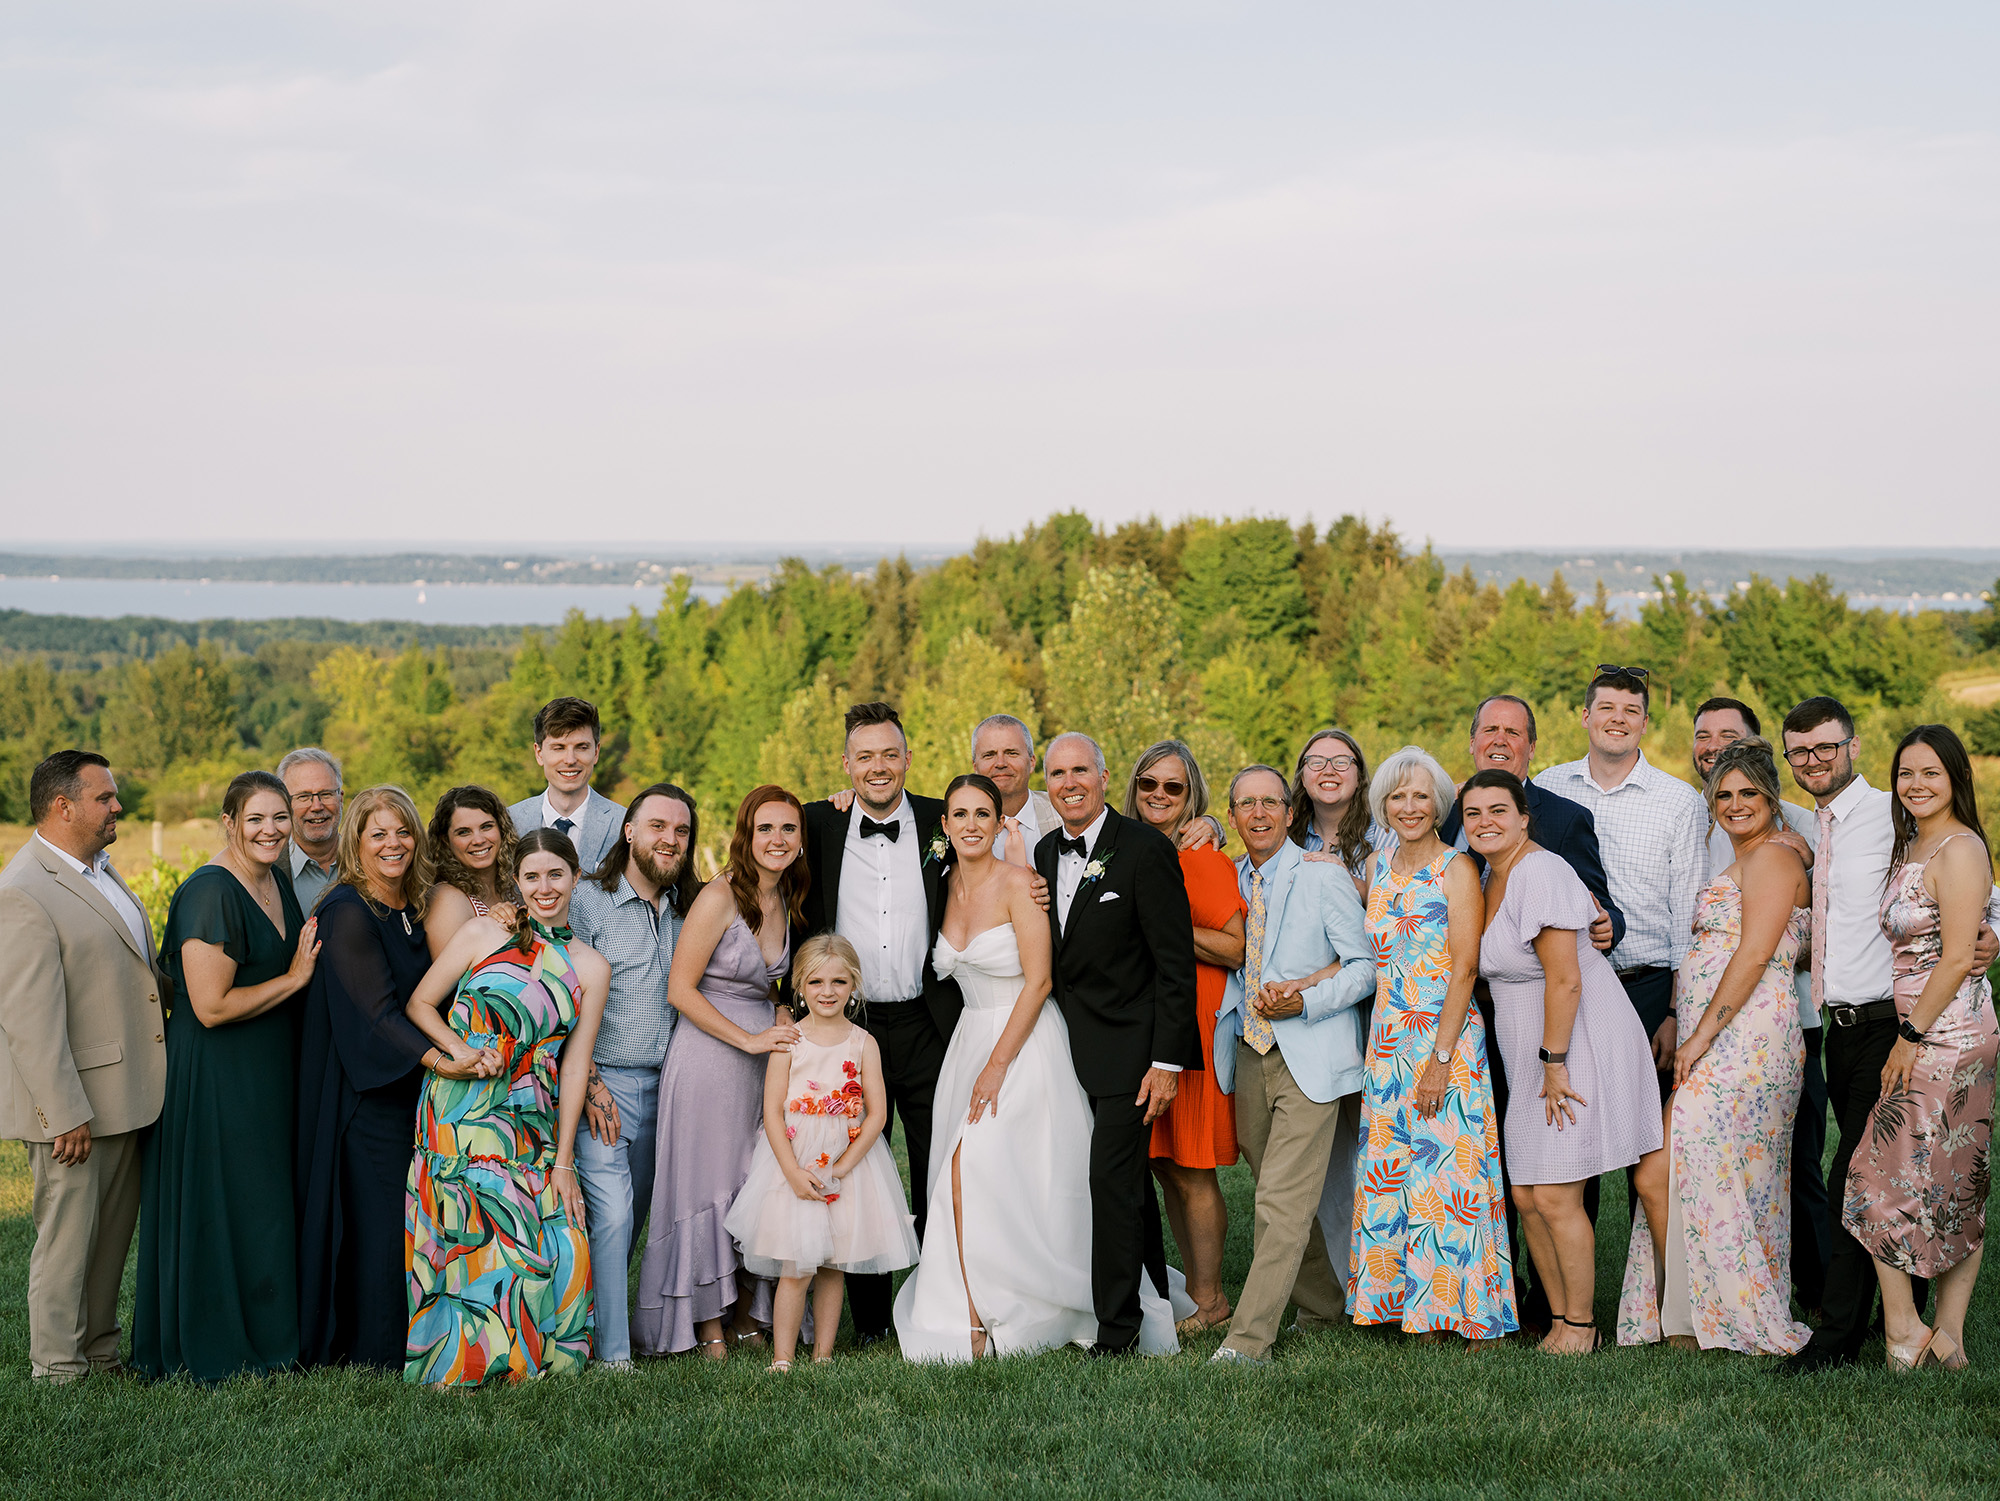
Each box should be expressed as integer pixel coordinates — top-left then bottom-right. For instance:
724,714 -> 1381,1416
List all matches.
633,842 -> 686,890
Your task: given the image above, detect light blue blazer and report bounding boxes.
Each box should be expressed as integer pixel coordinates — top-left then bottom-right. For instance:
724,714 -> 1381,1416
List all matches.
508,787 -> 625,876
1213,840 -> 1375,1105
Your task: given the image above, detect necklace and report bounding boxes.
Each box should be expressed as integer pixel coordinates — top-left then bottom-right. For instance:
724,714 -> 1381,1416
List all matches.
225,849 -> 279,911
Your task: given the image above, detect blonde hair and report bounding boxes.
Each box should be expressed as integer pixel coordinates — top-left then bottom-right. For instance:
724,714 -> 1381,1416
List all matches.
792,932 -> 866,1018
1703,736 -> 1786,840
335,785 -> 435,921
1367,745 -> 1457,834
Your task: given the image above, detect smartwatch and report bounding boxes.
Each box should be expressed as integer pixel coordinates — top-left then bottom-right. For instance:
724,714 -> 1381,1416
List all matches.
1538,1047 -> 1568,1065
1897,1019 -> 1928,1045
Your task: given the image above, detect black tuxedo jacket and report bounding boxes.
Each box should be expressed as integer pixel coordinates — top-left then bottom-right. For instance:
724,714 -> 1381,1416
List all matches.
1440,779 -> 1627,951
1034,806 -> 1201,1097
795,793 -> 963,1040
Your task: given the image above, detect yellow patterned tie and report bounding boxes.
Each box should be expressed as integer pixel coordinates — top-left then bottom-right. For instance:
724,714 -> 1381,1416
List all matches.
1243,870 -> 1275,1055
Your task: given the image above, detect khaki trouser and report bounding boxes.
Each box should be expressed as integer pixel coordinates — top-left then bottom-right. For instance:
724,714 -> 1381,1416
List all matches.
1221,1042 -> 1349,1359
26,1130 -> 143,1380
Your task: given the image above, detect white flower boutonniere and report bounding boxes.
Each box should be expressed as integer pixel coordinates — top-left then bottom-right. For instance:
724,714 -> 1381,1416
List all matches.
1080,857 -> 1107,887
926,831 -> 951,866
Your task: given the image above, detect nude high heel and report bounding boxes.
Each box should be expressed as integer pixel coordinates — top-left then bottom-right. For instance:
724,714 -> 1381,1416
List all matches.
1919,1330 -> 1968,1371
1885,1328 -> 1932,1372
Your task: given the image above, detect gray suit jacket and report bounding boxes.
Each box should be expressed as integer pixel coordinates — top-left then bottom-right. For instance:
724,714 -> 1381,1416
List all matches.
508,788 -> 625,876
0,840 -> 169,1140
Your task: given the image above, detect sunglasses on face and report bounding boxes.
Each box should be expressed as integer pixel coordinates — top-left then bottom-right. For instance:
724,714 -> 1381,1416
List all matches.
1135,775 -> 1188,798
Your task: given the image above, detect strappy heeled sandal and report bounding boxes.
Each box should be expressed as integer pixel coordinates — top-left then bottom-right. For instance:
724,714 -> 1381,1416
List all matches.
1885,1328 -> 1931,1371
765,1360 -> 792,1374
696,1337 -> 727,1362
729,1327 -> 768,1353
1176,1302 -> 1233,1337
1544,1316 -> 1601,1355
1918,1329 -> 1967,1371
970,1324 -> 993,1359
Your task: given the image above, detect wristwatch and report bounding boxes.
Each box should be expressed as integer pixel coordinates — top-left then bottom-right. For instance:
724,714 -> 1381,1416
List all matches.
1538,1047 -> 1568,1065
1897,1019 -> 1928,1045
1432,1047 -> 1452,1066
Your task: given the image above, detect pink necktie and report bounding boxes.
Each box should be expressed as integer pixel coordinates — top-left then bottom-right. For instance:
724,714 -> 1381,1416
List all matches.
1811,804 -> 1833,1013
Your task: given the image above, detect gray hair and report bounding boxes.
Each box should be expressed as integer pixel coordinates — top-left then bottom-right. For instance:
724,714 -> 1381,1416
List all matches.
1368,745 -> 1457,833
277,746 -> 342,785
1123,739 -> 1213,826
1047,732 -> 1106,776
971,713 -> 1036,762
1227,763 -> 1291,806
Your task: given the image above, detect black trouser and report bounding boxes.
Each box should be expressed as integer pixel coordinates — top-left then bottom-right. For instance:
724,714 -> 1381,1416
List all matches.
1580,965 -> 1676,1230
1790,1025 -> 1832,1312
845,1000 -> 948,1339
1805,1009 -> 1928,1357
333,1092 -> 418,1371
1086,1088 -> 1170,1351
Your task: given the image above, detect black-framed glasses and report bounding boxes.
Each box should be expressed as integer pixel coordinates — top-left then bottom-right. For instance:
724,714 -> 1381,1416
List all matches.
1594,663 -> 1650,680
1784,736 -> 1853,767
1134,775 -> 1188,798
1301,755 -> 1357,773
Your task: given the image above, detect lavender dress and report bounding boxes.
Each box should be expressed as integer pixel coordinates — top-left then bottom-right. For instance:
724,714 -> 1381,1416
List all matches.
632,912 -> 790,1354
1480,851 -> 1662,1185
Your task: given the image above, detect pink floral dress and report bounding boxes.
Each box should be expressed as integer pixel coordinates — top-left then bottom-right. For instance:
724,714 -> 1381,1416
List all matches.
722,1024 -> 917,1281
1843,842 -> 1997,1276
1617,875 -> 1812,1353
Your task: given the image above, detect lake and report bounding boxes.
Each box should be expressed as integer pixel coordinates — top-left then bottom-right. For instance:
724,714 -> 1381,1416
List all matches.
0,576 -> 733,624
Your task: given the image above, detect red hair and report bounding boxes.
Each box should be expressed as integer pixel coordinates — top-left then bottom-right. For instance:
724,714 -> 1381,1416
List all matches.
726,784 -> 809,933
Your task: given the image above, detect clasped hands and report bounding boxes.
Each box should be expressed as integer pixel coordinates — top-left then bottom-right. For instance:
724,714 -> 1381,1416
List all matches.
433,1038 -> 504,1080
1247,977 -> 1309,1022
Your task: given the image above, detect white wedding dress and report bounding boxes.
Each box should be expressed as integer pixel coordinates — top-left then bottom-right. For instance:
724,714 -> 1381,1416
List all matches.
893,923 -> 1186,1361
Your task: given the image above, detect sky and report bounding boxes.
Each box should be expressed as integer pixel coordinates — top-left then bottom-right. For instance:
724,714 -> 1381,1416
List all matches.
3,2 -> 1996,550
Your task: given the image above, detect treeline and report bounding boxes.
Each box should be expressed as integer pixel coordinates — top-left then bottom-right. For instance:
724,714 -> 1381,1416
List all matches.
3,515 -> 1998,849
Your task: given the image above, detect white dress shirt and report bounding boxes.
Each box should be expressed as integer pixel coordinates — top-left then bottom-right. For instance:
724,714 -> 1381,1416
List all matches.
1053,808 -> 1180,1072
36,834 -> 149,953
992,796 -> 1041,866
541,789 -> 585,835
1814,774 -> 1897,1008
1541,753 -> 1708,972
1705,799 -> 1820,1028
836,796 -> 929,1004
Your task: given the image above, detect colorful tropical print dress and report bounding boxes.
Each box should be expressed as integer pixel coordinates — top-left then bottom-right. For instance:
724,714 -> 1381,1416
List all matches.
1348,847 -> 1517,1338
405,921 -> 593,1384
1615,876 -> 1811,1353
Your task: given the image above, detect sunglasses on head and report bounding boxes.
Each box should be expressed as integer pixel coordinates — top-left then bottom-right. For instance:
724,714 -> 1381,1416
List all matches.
1595,663 -> 1650,680
1134,775 -> 1188,798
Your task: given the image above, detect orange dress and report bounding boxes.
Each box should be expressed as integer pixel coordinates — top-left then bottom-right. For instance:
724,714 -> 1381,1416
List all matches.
1149,845 -> 1247,1169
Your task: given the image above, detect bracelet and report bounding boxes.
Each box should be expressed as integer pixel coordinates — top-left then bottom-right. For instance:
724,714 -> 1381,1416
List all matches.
1538,1048 -> 1568,1065
1897,1019 -> 1928,1045
552,1164 -> 577,1175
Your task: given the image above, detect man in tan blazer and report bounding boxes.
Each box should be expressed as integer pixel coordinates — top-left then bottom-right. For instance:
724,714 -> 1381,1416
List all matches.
0,751 -> 168,1382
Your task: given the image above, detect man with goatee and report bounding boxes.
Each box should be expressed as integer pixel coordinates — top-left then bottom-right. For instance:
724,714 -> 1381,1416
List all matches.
568,783 -> 701,1370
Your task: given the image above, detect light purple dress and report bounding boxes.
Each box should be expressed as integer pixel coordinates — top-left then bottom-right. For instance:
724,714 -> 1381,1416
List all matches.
1479,851 -> 1663,1185
631,911 -> 789,1354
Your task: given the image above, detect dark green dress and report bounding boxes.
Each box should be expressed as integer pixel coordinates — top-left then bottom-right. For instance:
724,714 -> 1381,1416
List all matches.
134,863 -> 306,1380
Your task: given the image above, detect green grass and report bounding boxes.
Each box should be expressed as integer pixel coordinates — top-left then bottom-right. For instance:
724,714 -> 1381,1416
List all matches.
1,1130 -> 1994,1500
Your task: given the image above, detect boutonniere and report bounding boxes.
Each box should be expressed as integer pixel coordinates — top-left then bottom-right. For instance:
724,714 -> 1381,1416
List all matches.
925,829 -> 951,867
1079,852 -> 1111,889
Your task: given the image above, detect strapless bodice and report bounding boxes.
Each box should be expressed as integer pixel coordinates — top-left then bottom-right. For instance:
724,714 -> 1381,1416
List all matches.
932,925 -> 1025,1011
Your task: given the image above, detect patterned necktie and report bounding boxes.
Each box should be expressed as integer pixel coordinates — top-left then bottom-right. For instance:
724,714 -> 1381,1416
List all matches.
1811,803 -> 1833,1013
1242,870 -> 1275,1055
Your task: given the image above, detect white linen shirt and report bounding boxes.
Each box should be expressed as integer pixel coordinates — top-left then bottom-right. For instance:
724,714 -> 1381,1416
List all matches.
1054,807 -> 1181,1072
1814,774 -> 1897,1008
1705,799 -> 1820,1028
836,796 -> 928,1004
36,834 -> 149,953
1540,753 -> 1707,972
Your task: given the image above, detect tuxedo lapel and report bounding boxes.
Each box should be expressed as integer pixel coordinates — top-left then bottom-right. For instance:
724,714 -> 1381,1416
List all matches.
1059,808 -> 1123,946
815,802 -> 847,926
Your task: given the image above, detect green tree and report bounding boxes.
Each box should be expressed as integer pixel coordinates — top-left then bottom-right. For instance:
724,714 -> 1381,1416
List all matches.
903,629 -> 1039,788
1042,565 -> 1191,780
1632,573 -> 1728,707
755,667 -> 850,805
1176,518 -> 1309,665
102,644 -> 240,779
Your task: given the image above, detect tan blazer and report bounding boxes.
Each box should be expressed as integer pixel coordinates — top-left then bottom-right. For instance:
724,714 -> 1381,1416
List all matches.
0,839 -> 168,1141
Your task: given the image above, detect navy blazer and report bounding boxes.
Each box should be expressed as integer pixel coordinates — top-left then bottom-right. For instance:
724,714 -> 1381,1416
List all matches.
1440,779 -> 1627,951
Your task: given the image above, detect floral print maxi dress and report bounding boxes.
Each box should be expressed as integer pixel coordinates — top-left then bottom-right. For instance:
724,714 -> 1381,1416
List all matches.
1843,845 -> 1997,1276
1348,847 -> 1516,1337
1616,876 -> 1810,1353
405,922 -> 592,1384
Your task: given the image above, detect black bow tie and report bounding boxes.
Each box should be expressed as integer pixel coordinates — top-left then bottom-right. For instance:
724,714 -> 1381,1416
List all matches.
859,817 -> 900,842
1059,835 -> 1089,858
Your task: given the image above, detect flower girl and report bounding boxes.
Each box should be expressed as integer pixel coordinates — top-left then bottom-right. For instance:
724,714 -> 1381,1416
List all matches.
724,934 -> 917,1370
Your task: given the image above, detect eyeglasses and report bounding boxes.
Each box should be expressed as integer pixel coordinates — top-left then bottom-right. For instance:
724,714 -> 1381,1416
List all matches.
1783,736 -> 1853,767
1594,664 -> 1650,680
1134,775 -> 1188,798
1232,796 -> 1287,814
291,790 -> 342,805
1301,755 -> 1356,773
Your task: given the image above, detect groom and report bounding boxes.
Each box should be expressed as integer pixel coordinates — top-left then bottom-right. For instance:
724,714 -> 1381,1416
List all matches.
1035,732 -> 1200,1354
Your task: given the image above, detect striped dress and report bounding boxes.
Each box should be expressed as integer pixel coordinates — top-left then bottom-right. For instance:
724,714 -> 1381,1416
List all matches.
405,921 -> 593,1384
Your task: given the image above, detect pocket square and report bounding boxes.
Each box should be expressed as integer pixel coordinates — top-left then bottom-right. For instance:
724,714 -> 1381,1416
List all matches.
1098,890 -> 1120,902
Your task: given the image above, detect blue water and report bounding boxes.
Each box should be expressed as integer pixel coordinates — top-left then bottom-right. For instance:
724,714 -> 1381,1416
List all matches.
0,576 -> 734,624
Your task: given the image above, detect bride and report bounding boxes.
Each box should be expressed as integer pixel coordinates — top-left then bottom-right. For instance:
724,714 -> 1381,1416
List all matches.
894,774 -> 1183,1360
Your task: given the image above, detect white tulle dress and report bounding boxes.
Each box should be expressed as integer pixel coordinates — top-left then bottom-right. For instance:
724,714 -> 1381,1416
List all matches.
892,923 -> 1186,1360
724,1022 -> 918,1280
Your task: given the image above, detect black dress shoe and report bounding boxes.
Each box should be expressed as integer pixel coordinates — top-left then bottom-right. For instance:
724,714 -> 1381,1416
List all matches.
1086,1339 -> 1140,1360
1776,1343 -> 1854,1376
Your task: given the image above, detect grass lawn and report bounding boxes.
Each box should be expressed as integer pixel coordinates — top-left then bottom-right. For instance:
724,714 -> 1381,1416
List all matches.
1,1127 -> 1995,1501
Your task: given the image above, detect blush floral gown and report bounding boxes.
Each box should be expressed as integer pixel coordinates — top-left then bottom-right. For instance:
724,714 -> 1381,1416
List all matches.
1347,847 -> 1516,1338
404,921 -> 593,1384
1842,840 -> 1997,1276
1617,876 -> 1812,1353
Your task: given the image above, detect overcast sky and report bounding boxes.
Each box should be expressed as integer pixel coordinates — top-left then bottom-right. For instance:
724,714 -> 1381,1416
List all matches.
3,3 -> 1995,550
